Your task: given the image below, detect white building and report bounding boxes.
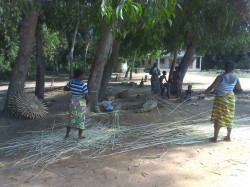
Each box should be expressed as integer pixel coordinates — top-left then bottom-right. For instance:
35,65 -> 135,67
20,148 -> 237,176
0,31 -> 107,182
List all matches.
144,51 -> 202,71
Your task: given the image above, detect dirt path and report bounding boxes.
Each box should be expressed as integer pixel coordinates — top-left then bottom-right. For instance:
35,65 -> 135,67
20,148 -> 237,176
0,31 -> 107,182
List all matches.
1,138 -> 250,187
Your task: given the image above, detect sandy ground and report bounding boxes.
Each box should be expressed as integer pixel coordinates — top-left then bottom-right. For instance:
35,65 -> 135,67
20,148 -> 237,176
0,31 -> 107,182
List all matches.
0,72 -> 250,187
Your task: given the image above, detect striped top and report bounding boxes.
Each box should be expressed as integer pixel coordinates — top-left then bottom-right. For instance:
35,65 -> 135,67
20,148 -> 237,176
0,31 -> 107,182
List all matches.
214,73 -> 238,94
66,80 -> 88,96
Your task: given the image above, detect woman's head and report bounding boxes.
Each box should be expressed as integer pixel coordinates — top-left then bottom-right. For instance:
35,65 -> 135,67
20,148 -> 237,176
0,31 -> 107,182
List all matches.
74,69 -> 84,79
188,85 -> 192,90
153,63 -> 157,67
225,61 -> 235,73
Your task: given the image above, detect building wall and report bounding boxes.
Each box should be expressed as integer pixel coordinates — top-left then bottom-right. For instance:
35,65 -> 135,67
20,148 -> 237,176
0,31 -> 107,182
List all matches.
146,56 -> 202,71
115,54 -> 203,73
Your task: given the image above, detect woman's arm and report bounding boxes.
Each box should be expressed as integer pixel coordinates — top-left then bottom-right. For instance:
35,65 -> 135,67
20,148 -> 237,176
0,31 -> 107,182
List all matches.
205,76 -> 222,96
234,79 -> 243,92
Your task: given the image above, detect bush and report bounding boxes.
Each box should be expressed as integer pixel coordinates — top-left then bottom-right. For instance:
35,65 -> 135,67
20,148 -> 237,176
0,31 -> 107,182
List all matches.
0,55 -> 12,80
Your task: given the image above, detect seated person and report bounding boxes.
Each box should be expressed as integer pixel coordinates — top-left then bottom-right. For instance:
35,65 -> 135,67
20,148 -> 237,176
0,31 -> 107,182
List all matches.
182,85 -> 193,101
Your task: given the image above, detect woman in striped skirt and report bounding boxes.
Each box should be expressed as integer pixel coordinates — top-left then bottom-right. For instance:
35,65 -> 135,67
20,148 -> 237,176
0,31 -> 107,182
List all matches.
205,62 -> 242,143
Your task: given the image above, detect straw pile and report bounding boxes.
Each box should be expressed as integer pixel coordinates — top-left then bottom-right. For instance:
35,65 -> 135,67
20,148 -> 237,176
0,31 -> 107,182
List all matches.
1,108 -> 250,180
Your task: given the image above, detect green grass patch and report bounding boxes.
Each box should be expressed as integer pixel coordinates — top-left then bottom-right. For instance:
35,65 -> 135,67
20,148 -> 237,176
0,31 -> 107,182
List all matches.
202,70 -> 250,78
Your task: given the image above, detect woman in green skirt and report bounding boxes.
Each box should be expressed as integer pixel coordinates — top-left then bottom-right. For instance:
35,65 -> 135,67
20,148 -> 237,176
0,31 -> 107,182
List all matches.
64,69 -> 89,140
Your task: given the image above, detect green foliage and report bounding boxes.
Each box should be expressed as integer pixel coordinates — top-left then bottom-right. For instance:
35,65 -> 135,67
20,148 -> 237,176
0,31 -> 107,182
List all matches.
0,54 -> 11,80
43,0 -> 95,33
117,0 -> 178,65
16,0 -> 41,13
203,52 -> 250,70
0,0 -> 22,79
43,25 -> 68,65
101,0 -> 143,23
202,31 -> 250,55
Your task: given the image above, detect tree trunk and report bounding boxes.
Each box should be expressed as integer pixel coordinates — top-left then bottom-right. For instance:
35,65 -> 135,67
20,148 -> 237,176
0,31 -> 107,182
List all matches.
3,9 -> 39,115
129,63 -> 133,80
82,41 -> 90,73
98,40 -> 120,101
55,62 -> 59,75
129,52 -> 137,80
87,27 -> 113,111
35,17 -> 45,100
69,22 -> 79,78
124,62 -> 131,79
178,43 -> 197,85
168,50 -> 177,82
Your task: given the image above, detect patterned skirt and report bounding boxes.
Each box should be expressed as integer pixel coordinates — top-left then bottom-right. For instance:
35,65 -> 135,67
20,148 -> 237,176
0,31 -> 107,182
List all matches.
151,75 -> 161,95
211,92 -> 235,128
69,96 -> 86,129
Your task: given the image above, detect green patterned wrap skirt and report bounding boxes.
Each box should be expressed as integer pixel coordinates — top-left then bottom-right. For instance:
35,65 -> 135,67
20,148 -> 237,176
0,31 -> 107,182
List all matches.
69,96 -> 86,129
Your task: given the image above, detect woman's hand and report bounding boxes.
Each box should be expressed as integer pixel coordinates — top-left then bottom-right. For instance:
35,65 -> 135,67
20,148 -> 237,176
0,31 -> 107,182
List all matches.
64,86 -> 70,91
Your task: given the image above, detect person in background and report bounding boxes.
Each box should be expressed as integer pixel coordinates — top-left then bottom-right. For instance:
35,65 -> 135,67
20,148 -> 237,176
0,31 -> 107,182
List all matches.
172,66 -> 182,98
149,63 -> 161,95
159,71 -> 168,97
64,69 -> 89,140
183,85 -> 193,101
205,61 -> 242,143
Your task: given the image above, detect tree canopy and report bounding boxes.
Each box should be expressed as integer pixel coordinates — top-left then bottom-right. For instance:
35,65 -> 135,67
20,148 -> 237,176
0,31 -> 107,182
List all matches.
1,0 -> 250,113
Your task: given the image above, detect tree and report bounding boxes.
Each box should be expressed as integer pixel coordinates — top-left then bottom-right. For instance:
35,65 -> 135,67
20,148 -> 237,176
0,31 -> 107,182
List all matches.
87,0 -> 177,111
68,22 -> 79,78
170,0 -> 250,84
42,25 -> 68,74
0,1 -> 21,79
4,0 -> 41,115
98,39 -> 120,101
43,0 -> 96,74
87,27 -> 113,111
35,16 -> 45,100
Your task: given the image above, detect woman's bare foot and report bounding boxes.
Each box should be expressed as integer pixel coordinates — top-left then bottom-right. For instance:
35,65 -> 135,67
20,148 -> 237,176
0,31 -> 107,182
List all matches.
224,136 -> 231,141
209,137 -> 218,143
65,135 -> 70,140
77,136 -> 86,141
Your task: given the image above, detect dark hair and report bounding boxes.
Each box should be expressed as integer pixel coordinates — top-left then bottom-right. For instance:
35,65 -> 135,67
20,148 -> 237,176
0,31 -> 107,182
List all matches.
163,71 -> 166,75
225,61 -> 235,73
74,69 -> 83,79
188,85 -> 192,89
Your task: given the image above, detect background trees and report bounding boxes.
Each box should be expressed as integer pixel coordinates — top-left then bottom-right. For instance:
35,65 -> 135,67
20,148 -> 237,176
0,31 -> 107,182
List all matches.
164,0 -> 250,84
0,0 -> 249,114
